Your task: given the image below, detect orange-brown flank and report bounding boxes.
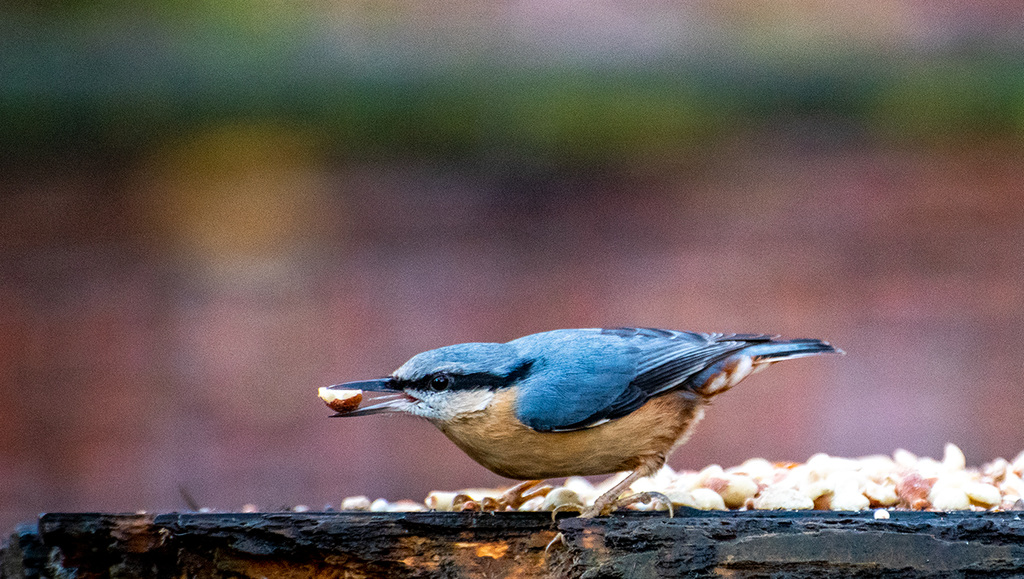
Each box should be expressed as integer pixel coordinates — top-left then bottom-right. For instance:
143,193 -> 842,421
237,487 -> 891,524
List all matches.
432,388 -> 704,480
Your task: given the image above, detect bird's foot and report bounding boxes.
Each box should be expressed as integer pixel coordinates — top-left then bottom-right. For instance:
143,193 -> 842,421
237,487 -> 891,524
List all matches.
482,479 -> 548,511
545,485 -> 673,554
578,490 -> 674,518
612,491 -> 674,517
546,490 -> 674,554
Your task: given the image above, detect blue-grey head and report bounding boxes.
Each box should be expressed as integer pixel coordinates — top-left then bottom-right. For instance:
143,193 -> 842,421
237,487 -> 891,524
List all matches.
326,342 -> 533,422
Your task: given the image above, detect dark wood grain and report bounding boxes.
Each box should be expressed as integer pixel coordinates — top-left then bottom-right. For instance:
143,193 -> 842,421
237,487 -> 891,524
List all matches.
4,510 -> 1024,578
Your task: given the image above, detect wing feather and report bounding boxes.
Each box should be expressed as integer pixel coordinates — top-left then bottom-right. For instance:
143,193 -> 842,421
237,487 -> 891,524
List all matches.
512,327 -> 829,433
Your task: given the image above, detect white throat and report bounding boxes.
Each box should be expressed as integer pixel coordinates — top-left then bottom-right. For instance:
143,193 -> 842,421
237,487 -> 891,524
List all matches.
404,388 -> 496,422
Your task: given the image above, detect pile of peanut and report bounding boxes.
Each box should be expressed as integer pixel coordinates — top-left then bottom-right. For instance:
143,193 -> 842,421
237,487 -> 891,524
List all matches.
340,444 -> 1024,514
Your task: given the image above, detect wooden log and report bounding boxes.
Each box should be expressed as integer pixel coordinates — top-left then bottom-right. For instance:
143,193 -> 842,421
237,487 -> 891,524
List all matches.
4,510 -> 1024,577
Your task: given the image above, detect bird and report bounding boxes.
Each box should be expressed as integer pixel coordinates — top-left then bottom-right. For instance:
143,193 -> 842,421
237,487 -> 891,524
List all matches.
324,327 -> 840,516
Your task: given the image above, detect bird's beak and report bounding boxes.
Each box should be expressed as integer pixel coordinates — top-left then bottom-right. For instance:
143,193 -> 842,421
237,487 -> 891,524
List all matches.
325,378 -> 415,417
325,378 -> 395,392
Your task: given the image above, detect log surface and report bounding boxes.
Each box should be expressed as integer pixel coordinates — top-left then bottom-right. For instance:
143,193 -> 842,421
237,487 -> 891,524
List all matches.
4,509 -> 1024,578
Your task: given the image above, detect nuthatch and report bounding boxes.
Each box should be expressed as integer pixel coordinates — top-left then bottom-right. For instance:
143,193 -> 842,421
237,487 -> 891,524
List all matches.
326,327 -> 840,516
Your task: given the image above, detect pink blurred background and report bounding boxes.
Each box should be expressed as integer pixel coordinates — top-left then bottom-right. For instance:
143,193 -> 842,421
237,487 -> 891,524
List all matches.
2,1 -> 1024,532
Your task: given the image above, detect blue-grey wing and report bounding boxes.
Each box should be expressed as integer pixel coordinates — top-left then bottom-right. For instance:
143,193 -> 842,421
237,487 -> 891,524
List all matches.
509,329 -> 640,432
509,327 -> 766,432
616,328 -> 773,397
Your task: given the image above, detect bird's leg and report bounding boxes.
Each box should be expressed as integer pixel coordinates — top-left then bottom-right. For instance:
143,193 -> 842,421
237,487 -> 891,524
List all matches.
485,479 -> 547,511
579,469 -> 648,518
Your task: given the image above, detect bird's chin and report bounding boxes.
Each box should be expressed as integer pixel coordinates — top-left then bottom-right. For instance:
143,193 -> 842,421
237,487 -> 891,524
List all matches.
402,397 -> 443,421
402,388 -> 496,422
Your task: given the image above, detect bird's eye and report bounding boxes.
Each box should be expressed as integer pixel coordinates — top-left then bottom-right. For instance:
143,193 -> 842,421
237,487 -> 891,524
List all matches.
429,374 -> 450,391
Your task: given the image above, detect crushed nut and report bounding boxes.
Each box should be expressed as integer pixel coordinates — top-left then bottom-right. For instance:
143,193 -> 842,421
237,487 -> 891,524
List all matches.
406,445 -> 1024,514
317,387 -> 363,413
541,488 -> 585,512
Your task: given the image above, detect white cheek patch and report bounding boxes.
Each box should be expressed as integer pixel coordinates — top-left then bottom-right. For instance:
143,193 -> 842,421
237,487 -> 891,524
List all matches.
406,389 -> 496,422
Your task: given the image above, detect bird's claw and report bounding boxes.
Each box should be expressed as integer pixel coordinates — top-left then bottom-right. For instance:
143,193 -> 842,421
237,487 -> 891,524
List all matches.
578,490 -> 675,518
486,479 -> 549,512
544,531 -> 567,553
613,491 -> 675,517
578,504 -> 607,518
452,494 -> 481,511
549,503 -> 584,522
545,491 -> 674,555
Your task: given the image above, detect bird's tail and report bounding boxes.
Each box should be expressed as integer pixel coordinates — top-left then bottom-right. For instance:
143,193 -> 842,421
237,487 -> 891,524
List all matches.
691,338 -> 841,397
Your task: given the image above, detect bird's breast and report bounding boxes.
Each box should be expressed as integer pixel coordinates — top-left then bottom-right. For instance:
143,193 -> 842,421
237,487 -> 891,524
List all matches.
432,388 -> 704,480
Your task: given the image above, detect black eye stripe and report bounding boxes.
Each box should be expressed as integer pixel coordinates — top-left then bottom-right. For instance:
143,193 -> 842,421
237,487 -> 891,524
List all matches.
392,361 -> 534,392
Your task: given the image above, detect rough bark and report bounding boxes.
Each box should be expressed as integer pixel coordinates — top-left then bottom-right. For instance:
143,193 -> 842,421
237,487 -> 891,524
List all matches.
4,510 -> 1024,578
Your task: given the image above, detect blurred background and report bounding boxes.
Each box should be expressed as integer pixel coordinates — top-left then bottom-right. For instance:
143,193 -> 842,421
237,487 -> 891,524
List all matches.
2,1 -> 1024,531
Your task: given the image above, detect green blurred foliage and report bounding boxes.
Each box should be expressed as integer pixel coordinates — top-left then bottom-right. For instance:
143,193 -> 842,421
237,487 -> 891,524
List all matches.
2,2 -> 1023,163
870,58 -> 1024,143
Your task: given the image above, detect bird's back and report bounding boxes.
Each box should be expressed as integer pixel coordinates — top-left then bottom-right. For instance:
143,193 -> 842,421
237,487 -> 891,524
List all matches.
509,327 -> 838,432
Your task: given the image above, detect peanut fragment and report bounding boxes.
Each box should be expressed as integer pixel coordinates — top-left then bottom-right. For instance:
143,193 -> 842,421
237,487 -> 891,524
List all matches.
964,482 -> 1001,508
541,488 -> 584,512
415,445 -> 1024,514
317,387 -> 363,413
753,486 -> 814,510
